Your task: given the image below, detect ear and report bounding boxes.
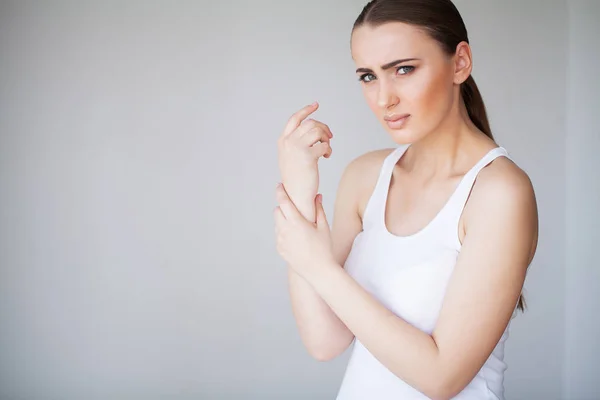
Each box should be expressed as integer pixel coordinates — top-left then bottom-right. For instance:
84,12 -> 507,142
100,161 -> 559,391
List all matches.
453,41 -> 473,84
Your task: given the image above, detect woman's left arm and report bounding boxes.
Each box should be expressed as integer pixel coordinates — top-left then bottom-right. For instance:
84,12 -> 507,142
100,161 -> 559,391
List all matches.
274,163 -> 538,400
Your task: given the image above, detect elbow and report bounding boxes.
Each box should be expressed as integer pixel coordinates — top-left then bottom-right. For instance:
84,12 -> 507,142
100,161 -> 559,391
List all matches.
421,385 -> 453,400
419,370 -> 466,400
300,329 -> 355,362
424,380 -> 467,400
309,349 -> 337,362
307,344 -> 345,362
428,396 -> 452,400
306,338 -> 353,362
423,390 -> 453,400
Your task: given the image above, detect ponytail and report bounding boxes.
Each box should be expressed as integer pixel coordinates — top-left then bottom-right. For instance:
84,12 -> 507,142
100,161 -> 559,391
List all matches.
461,75 -> 494,141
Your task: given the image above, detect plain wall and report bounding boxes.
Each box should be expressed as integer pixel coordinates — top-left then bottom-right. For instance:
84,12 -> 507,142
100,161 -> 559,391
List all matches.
564,1 -> 600,399
0,0 -> 581,399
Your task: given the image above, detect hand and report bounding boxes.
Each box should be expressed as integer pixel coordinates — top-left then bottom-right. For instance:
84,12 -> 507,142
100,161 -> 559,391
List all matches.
277,102 -> 333,208
274,183 -> 335,281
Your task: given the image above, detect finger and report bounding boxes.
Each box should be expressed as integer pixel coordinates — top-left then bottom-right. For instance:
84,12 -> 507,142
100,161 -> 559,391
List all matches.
301,127 -> 331,148
310,141 -> 332,159
315,194 -> 330,230
275,184 -> 299,220
273,205 -> 286,226
297,119 -> 333,139
283,102 -> 319,137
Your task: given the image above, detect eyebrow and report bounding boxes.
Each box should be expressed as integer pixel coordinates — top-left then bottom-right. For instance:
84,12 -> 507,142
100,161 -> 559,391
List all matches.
355,58 -> 420,74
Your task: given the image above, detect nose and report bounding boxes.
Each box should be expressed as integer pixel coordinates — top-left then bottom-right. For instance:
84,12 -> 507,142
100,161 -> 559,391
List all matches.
377,79 -> 399,109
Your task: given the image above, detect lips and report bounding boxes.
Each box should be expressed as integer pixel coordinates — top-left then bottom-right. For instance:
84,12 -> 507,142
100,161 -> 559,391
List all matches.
384,113 -> 410,129
384,113 -> 410,122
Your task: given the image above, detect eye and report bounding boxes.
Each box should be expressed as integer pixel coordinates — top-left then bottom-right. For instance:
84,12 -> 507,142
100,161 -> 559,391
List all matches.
358,65 -> 415,83
358,73 -> 375,83
397,65 -> 415,75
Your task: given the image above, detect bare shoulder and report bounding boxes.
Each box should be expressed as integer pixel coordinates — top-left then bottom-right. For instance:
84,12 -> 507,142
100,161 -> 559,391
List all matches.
464,155 -> 539,259
471,156 -> 536,205
339,148 -> 395,219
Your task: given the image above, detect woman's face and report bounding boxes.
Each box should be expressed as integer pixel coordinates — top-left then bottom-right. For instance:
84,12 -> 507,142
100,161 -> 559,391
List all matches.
350,22 -> 461,144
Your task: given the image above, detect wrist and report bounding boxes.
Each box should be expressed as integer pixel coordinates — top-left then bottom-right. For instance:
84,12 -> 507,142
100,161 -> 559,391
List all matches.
284,190 -> 317,222
284,187 -> 316,202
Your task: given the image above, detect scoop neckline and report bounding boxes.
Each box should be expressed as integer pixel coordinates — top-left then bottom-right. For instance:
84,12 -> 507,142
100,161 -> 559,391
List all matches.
380,145 -> 503,240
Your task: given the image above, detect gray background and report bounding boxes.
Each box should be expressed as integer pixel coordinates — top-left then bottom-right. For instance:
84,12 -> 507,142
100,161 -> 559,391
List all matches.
0,0 -> 598,399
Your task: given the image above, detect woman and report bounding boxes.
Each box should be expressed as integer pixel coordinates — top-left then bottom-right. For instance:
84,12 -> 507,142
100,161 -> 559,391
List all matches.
274,0 -> 538,399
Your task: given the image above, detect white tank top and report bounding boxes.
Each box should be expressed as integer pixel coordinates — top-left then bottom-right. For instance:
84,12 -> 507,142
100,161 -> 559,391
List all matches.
336,144 -> 512,400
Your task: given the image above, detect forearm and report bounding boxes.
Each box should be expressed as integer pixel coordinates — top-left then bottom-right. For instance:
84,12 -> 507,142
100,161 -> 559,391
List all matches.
284,187 -> 353,360
288,268 -> 355,360
310,261 -> 449,398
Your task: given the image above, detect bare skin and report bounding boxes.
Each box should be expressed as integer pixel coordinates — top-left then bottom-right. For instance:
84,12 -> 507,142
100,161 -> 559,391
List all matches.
276,21 -> 538,399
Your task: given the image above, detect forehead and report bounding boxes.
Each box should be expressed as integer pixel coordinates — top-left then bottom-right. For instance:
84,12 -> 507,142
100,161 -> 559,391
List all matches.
351,22 -> 440,66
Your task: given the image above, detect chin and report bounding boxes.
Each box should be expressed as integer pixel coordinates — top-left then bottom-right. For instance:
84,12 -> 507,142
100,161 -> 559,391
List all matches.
385,127 -> 423,146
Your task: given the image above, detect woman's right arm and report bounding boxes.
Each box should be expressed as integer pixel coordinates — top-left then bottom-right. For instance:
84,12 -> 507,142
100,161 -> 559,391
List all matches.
277,103 -> 386,361
287,157 -> 365,362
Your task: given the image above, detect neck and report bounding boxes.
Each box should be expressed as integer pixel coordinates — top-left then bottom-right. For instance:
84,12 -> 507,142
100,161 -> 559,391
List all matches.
402,99 -> 481,178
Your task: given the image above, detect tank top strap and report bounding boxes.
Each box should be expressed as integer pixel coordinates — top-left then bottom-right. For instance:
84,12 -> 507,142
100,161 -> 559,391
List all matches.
361,144 -> 410,231
441,146 -> 511,248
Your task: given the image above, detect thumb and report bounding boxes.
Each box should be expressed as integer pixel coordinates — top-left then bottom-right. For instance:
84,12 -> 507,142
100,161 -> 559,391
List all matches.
315,194 -> 329,230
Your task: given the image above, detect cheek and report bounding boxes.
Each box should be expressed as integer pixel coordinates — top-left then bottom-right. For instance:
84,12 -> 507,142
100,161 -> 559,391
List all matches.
405,69 -> 453,116
362,85 -> 380,113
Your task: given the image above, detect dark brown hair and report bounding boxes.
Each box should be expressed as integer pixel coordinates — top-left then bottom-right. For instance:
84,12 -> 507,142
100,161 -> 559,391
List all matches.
353,0 -> 527,312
